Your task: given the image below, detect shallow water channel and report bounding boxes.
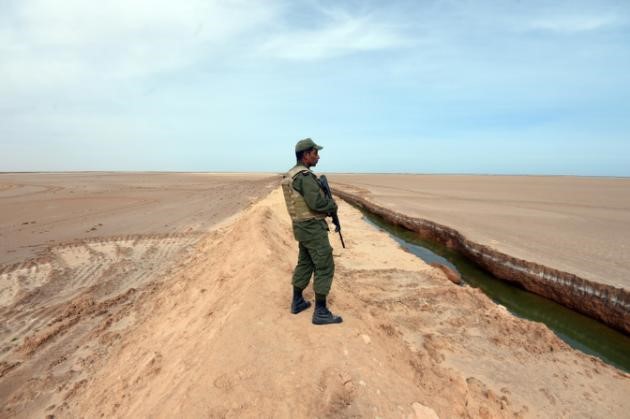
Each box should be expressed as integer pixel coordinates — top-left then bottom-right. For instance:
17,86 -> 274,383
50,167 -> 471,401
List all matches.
359,210 -> 630,373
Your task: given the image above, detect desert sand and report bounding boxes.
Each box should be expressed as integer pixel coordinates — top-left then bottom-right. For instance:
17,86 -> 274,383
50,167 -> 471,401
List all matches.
0,172 -> 279,267
329,174 -> 630,291
1,174 -> 629,418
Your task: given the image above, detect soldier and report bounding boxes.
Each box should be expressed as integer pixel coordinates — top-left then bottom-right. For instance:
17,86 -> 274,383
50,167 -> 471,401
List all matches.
281,138 -> 343,325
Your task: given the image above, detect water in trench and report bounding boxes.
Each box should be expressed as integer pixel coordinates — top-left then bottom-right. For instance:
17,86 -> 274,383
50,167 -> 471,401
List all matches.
359,210 -> 630,373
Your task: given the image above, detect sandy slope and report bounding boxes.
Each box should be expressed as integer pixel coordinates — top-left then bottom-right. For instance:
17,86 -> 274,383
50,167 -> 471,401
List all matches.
2,188 -> 629,418
0,174 -> 279,416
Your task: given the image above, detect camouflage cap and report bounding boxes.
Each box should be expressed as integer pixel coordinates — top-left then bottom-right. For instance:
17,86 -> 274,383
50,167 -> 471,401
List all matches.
295,138 -> 323,153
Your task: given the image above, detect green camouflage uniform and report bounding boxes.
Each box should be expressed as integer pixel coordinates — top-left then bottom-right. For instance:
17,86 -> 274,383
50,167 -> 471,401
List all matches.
285,165 -> 337,296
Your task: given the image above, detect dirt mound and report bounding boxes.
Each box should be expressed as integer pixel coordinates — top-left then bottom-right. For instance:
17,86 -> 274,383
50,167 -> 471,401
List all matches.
2,188 -> 629,418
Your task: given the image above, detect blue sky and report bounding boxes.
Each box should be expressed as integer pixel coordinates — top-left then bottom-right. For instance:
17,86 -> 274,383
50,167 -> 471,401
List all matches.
1,0 -> 629,175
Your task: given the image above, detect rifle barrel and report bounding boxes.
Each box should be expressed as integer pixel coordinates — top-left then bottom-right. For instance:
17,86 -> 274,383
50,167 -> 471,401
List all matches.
320,175 -> 345,248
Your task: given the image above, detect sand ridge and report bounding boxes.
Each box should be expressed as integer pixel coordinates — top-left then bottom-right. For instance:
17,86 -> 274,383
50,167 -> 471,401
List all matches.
0,173 -> 280,416
2,187 -> 627,417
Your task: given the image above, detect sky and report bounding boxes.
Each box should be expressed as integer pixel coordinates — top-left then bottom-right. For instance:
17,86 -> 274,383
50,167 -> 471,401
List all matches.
1,0 -> 629,175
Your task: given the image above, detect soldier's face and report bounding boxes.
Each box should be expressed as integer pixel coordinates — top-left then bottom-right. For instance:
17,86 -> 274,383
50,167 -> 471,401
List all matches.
305,149 -> 320,167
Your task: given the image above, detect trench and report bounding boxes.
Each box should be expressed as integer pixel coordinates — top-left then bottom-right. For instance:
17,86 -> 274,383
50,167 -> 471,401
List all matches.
337,192 -> 630,373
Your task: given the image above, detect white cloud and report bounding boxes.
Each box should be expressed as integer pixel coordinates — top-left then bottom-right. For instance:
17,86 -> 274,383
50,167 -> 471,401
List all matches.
17,0 -> 273,47
258,13 -> 413,61
530,16 -> 617,33
0,0 -> 278,91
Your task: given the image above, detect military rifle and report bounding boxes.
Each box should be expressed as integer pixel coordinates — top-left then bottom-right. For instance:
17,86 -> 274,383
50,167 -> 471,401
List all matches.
319,175 -> 345,248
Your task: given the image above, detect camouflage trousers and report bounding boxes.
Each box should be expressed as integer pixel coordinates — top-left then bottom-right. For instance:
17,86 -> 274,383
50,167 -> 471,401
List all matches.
292,234 -> 335,296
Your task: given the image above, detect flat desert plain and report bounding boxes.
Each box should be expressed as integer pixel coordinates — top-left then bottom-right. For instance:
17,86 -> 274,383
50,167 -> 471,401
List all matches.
0,172 -> 279,266
1,173 -> 629,418
330,174 -> 630,290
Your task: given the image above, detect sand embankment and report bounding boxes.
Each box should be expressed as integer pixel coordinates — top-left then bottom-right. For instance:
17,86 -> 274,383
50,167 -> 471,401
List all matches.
330,175 -> 630,335
0,173 -> 279,416
2,186 -> 628,418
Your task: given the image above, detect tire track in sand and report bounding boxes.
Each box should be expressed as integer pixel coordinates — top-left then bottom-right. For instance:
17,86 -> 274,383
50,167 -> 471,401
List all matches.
0,231 -> 205,416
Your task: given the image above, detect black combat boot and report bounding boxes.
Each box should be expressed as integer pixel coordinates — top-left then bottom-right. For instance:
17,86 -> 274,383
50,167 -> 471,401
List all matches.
312,294 -> 343,325
291,286 -> 311,314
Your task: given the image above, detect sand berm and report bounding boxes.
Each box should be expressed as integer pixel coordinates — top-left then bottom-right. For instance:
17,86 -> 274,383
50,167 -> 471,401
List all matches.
3,187 -> 630,418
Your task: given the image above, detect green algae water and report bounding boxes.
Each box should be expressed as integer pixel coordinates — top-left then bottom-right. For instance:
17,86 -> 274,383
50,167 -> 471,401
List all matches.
360,210 -> 630,373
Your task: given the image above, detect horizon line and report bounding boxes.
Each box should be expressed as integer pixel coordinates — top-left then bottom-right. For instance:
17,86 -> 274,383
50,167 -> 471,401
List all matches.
1,170 -> 629,179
